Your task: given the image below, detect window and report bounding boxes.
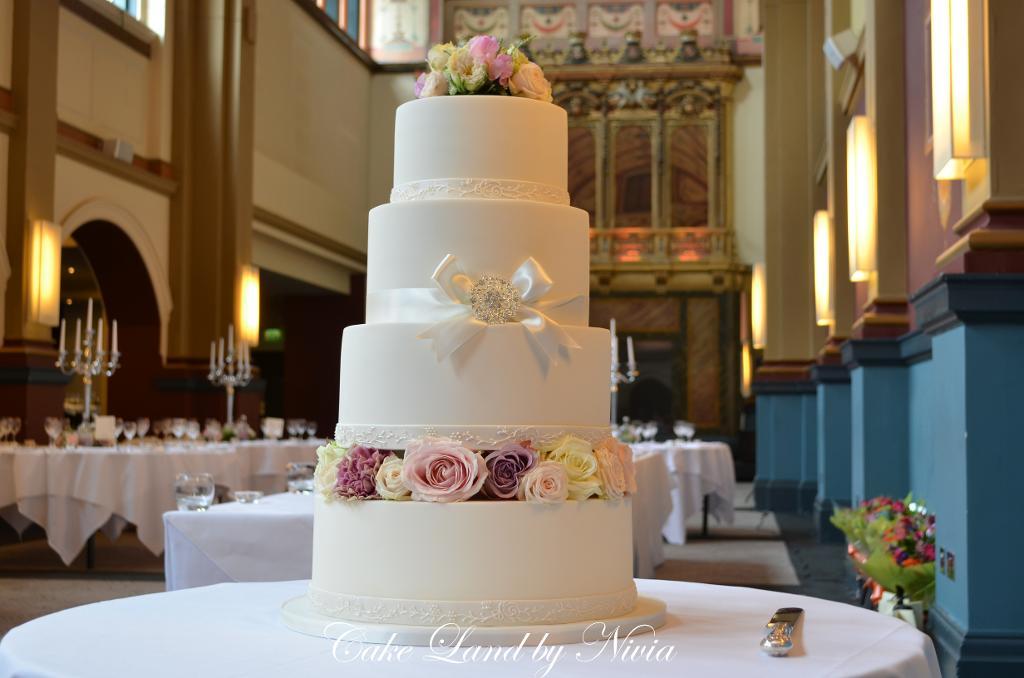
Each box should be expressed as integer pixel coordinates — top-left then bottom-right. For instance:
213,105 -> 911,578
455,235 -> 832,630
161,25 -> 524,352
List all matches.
105,0 -> 165,38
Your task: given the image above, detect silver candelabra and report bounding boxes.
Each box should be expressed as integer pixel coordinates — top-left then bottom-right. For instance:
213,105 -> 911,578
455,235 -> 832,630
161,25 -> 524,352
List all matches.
208,324 -> 252,424
609,317 -> 639,425
55,299 -> 121,422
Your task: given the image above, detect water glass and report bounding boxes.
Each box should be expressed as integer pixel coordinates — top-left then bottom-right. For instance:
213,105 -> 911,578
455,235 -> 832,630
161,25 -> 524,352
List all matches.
123,420 -> 137,443
136,417 -> 150,438
44,417 -> 63,447
175,472 -> 215,511
286,462 -> 316,494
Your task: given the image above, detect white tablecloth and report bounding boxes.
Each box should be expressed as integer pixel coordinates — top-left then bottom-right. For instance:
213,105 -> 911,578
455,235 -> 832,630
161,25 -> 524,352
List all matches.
0,440 -> 318,565
632,452 -> 673,578
164,492 -> 313,591
633,440 -> 736,544
0,579 -> 940,678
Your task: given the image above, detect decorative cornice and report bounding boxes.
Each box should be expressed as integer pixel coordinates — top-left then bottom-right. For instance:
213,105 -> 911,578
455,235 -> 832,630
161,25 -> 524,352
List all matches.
935,229 -> 1024,271
911,274 -> 1024,336
841,338 -> 902,369
753,362 -> 816,394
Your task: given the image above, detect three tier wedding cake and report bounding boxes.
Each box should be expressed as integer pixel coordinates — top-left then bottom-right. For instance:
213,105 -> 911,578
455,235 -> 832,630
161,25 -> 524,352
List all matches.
283,37 -> 665,644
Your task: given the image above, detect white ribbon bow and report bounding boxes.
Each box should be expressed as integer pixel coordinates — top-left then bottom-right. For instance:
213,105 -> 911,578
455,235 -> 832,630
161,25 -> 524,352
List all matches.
417,254 -> 583,367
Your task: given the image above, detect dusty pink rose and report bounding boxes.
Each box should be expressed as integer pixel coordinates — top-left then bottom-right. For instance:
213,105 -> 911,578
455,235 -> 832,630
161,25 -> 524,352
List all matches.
598,437 -> 637,494
594,447 -> 627,500
401,437 -> 488,502
488,53 -> 513,86
517,461 -> 569,503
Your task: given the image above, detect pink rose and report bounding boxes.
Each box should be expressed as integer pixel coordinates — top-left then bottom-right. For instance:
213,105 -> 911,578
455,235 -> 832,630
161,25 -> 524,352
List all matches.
598,437 -> 637,494
517,461 -> 569,503
467,34 -> 500,62
488,53 -> 513,86
401,438 -> 488,502
594,447 -> 626,500
415,71 -> 447,98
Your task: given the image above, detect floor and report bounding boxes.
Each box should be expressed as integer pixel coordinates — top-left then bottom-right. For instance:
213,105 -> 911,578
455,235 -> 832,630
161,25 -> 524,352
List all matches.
0,482 -> 855,639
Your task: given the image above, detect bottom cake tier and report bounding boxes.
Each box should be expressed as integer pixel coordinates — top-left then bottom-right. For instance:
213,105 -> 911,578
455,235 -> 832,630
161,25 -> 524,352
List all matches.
309,495 -> 637,627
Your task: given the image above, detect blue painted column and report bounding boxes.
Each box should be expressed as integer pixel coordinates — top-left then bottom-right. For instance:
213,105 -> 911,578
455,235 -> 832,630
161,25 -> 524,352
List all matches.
753,378 -> 817,513
913,274 -> 1024,677
810,363 -> 851,541
842,340 -> 910,505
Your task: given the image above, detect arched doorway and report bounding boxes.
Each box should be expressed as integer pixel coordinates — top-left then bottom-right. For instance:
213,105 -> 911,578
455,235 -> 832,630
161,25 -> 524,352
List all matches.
65,221 -> 162,419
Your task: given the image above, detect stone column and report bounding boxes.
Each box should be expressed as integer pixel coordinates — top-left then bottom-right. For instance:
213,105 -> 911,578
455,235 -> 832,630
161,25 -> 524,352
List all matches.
163,0 -> 260,418
0,0 -> 68,442
754,0 -> 820,513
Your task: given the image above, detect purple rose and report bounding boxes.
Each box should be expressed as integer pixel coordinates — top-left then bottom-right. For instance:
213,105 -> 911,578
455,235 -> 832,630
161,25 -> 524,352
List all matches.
481,443 -> 538,499
414,72 -> 426,98
335,445 -> 388,499
401,438 -> 488,502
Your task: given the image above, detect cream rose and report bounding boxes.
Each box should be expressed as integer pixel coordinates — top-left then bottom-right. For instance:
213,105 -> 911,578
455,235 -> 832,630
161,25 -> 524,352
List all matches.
375,454 -> 411,501
509,61 -> 552,102
595,447 -> 627,500
427,42 -> 454,72
419,71 -> 448,98
543,435 -> 602,500
314,440 -> 348,501
447,47 -> 488,93
517,461 -> 569,503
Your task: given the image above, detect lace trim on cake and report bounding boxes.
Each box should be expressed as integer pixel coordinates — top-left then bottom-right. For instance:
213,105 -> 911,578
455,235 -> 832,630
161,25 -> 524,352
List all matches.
307,583 -> 637,627
333,424 -> 612,450
390,178 -> 570,206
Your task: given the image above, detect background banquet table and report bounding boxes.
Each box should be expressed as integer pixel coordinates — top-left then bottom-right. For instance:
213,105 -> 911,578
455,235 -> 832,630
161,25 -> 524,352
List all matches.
0,440 -> 317,565
632,440 -> 736,544
164,452 -> 675,590
0,579 -> 940,678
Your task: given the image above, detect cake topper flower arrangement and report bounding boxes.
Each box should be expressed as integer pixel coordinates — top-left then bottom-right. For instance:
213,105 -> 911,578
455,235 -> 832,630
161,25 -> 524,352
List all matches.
415,35 -> 552,103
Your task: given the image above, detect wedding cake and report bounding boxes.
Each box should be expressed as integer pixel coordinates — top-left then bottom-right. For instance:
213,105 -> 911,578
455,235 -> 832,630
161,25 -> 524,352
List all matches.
284,37 -> 664,644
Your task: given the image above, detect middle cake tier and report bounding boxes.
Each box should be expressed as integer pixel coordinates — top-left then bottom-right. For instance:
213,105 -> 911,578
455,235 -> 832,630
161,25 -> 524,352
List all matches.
367,199 -> 591,327
336,323 -> 611,450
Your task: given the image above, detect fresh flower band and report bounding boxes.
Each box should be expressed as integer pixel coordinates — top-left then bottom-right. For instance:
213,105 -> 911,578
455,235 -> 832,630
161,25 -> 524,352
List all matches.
315,435 -> 635,504
415,35 -> 553,103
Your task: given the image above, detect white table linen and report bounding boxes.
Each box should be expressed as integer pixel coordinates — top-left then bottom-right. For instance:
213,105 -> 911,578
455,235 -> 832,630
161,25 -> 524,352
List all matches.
0,441 -> 319,565
633,440 -> 736,544
164,492 -> 313,591
0,579 -> 940,678
631,452 -> 673,578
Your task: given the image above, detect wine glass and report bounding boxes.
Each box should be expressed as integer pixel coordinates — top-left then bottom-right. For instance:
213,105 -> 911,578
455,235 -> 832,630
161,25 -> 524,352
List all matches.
171,418 -> 187,442
643,421 -> 658,442
203,418 -> 222,442
304,420 -> 318,439
136,417 -> 150,439
113,418 -> 124,447
186,419 -> 201,444
123,420 -> 137,445
10,417 -> 21,444
44,417 -> 63,448
174,472 -> 215,511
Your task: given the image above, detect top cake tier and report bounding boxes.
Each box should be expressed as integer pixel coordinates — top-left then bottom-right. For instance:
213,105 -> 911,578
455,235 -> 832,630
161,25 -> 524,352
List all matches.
392,96 -> 568,203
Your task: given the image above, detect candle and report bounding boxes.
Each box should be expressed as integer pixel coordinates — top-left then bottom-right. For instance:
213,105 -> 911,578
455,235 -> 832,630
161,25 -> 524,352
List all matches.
218,337 -> 225,368
86,299 -> 93,334
97,320 -> 103,354
112,320 -> 118,354
611,333 -> 619,364
75,319 -> 81,354
210,341 -> 216,372
59,318 -> 66,354
627,336 -> 636,367
228,324 -> 234,352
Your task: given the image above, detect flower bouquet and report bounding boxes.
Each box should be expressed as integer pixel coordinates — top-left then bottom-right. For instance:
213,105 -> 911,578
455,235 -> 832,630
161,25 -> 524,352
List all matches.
415,35 -> 552,102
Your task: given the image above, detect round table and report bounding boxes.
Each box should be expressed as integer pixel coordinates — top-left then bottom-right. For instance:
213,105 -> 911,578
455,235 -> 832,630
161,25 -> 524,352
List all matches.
0,579 -> 939,677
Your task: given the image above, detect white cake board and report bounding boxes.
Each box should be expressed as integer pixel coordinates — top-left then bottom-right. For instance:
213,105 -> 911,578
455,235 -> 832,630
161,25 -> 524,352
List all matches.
281,595 -> 667,646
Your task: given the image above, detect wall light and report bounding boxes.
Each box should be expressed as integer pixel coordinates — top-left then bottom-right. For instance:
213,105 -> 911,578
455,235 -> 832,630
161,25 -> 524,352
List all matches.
741,343 -> 753,398
750,262 -> 766,350
239,265 -> 260,345
813,210 -> 833,326
846,116 -> 877,282
29,219 -> 61,326
930,0 -> 985,180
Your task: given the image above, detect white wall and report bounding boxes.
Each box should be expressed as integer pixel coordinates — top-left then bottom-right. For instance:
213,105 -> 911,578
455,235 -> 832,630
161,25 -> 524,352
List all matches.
56,6 -> 172,160
253,0 -> 372,254
731,65 -> 765,266
367,72 -> 415,209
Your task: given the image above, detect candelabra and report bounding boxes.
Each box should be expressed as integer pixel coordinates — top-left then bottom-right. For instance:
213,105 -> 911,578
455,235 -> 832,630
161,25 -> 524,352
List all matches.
208,324 -> 253,424
609,318 -> 639,425
55,299 -> 121,422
